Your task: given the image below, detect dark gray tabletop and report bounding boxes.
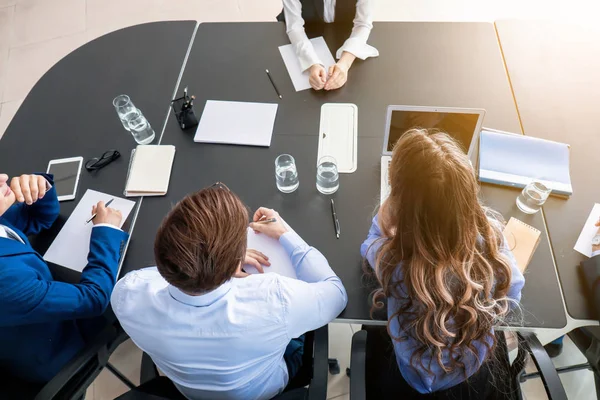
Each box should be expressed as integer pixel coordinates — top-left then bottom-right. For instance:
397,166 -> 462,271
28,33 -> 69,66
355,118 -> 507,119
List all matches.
0,21 -> 197,283
122,22 -> 566,328
496,20 -> 600,322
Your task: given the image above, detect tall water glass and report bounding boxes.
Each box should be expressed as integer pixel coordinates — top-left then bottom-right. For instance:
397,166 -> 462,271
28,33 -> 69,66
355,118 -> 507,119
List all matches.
113,95 -> 137,131
516,181 -> 551,214
275,154 -> 299,193
316,156 -> 339,194
127,112 -> 156,145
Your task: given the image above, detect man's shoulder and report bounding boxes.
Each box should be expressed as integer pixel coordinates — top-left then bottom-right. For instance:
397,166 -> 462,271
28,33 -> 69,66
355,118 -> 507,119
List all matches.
116,267 -> 166,289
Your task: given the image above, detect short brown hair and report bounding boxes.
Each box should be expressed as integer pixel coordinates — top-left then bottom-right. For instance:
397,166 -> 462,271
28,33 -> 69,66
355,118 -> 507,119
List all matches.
154,185 -> 248,293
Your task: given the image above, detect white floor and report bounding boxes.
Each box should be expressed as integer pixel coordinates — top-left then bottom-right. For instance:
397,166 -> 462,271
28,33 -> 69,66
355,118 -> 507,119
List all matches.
1,0 -> 599,399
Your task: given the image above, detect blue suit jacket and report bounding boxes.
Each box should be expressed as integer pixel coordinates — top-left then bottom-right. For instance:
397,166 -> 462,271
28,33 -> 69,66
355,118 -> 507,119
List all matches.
0,176 -> 129,383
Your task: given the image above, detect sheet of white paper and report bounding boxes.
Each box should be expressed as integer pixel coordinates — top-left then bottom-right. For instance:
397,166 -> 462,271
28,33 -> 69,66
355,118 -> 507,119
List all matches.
194,100 -> 278,147
279,37 -> 337,92
244,227 -> 297,279
43,190 -> 135,272
574,203 -> 600,258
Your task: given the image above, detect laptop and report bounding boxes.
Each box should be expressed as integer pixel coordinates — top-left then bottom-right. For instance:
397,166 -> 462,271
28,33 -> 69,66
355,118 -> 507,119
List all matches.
380,105 -> 486,203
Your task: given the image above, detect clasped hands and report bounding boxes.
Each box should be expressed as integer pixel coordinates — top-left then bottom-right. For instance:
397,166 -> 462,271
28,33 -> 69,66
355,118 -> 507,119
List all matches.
309,62 -> 350,91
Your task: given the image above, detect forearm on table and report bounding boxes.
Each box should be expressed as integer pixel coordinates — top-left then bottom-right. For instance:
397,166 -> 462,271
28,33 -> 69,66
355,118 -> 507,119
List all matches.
280,231 -> 338,283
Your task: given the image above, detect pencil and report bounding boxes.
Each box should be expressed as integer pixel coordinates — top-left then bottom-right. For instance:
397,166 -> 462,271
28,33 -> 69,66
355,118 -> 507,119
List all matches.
265,69 -> 282,99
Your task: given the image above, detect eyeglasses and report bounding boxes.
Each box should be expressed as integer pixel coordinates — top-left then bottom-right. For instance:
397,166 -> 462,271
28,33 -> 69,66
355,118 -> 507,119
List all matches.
85,150 -> 121,171
210,182 -> 230,191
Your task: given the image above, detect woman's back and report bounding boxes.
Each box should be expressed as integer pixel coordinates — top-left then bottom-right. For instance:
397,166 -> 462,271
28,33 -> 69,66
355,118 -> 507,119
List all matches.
361,129 -> 525,394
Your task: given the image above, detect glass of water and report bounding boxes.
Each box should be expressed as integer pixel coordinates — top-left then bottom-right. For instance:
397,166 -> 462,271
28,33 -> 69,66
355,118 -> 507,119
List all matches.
113,95 -> 137,131
275,154 -> 299,193
127,111 -> 156,145
516,181 -> 551,214
316,156 -> 339,195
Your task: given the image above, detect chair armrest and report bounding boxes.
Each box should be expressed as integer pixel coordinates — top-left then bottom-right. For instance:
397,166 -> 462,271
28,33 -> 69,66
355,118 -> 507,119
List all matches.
518,332 -> 568,400
349,330 -> 367,400
140,352 -> 160,385
307,325 -> 329,400
34,323 -> 123,400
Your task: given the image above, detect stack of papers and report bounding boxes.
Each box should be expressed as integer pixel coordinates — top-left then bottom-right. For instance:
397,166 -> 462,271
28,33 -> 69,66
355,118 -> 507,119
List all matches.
478,129 -> 573,196
574,203 -> 600,258
194,100 -> 278,147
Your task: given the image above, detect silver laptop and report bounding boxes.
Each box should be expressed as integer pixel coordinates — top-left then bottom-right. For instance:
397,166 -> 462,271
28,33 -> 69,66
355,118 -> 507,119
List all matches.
380,105 -> 486,204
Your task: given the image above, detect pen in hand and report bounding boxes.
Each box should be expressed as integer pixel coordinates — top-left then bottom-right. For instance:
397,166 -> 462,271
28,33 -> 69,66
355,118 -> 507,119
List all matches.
331,199 -> 340,239
255,217 -> 277,224
86,198 -> 114,224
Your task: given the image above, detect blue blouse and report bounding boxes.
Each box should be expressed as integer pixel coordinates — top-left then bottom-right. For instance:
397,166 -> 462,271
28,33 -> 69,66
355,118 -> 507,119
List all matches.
360,216 -> 525,393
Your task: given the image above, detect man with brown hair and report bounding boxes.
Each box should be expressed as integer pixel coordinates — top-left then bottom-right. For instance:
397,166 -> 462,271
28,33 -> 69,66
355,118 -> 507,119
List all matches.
111,183 -> 347,400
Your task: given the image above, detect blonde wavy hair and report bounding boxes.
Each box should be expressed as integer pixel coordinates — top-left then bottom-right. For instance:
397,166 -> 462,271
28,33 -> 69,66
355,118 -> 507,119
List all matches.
372,129 -> 513,376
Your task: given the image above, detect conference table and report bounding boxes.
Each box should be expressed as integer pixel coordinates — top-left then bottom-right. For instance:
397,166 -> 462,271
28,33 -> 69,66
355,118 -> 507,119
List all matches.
496,20 -> 600,325
0,20 -> 571,329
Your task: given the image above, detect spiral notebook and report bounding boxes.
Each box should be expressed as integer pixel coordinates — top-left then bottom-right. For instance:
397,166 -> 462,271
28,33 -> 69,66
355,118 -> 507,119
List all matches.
503,217 -> 542,273
124,145 -> 176,197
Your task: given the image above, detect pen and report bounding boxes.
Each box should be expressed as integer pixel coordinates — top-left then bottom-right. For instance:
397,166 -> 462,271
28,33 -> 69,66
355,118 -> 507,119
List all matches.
331,199 -> 340,239
265,69 -> 282,99
86,198 -> 114,224
256,217 -> 277,224
183,86 -> 188,99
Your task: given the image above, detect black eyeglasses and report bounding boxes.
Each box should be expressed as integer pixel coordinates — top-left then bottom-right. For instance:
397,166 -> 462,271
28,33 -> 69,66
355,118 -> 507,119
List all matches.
85,150 -> 121,171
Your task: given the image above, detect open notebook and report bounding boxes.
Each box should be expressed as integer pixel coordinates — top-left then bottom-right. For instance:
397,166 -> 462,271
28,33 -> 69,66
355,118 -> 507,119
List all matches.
503,217 -> 541,273
124,145 -> 176,197
479,129 -> 572,196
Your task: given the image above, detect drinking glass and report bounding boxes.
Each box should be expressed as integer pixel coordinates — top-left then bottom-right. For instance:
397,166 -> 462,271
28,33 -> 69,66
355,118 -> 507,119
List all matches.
516,181 -> 551,214
275,154 -> 299,193
316,156 -> 339,194
113,95 -> 137,131
127,111 -> 156,145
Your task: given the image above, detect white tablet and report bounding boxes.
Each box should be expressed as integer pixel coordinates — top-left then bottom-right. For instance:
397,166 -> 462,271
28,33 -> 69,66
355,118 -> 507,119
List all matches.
46,157 -> 83,201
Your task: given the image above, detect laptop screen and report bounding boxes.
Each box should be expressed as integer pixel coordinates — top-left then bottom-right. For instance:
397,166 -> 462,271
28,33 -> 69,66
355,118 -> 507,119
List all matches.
386,110 -> 481,153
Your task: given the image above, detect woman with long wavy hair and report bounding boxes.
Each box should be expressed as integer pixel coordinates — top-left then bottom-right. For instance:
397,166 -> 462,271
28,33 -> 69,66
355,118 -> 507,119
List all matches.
360,129 -> 525,398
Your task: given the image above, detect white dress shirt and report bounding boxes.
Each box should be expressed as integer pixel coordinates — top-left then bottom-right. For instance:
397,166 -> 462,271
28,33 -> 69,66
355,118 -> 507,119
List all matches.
283,0 -> 379,71
111,230 -> 347,400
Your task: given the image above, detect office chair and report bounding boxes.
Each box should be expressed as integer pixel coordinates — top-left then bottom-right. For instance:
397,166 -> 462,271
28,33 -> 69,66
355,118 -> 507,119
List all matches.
0,320 -> 132,400
349,327 -> 569,400
115,325 -> 330,400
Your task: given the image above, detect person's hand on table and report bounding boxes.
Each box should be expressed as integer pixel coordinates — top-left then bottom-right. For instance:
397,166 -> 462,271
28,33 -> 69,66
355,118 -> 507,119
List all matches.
92,201 -> 122,227
324,62 -> 349,91
309,64 -> 327,90
10,174 -> 48,206
593,218 -> 600,253
249,207 -> 289,240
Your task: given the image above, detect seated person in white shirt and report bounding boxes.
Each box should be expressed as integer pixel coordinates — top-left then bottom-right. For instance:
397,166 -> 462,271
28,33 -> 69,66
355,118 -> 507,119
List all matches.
111,182 -> 348,400
279,0 -> 379,91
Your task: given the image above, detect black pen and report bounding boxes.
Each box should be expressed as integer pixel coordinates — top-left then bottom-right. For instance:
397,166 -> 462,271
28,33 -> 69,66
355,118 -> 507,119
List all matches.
86,198 -> 114,224
265,69 -> 282,99
331,199 -> 340,239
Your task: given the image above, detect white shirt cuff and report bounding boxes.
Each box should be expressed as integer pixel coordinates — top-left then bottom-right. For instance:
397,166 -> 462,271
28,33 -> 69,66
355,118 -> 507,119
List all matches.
336,39 -> 379,60
93,223 -> 123,232
592,250 -> 600,258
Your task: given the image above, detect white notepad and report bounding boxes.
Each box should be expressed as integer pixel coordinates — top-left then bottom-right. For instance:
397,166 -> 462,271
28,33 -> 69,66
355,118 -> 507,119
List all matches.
194,100 -> 278,147
43,190 -> 135,272
574,203 -> 600,258
244,227 -> 297,279
317,103 -> 358,173
478,128 -> 572,196
279,37 -> 336,92
124,145 -> 176,197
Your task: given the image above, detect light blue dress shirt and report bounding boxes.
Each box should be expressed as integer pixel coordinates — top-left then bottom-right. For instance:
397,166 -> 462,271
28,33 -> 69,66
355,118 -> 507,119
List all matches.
112,230 -> 347,400
360,215 -> 525,394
